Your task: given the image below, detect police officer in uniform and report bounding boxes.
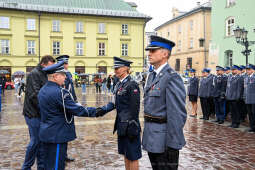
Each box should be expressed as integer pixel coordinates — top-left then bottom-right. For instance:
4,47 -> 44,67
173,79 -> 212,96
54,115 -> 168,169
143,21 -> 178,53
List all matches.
224,66 -> 232,119
56,55 -> 77,162
198,68 -> 212,120
226,65 -> 244,128
244,64 -> 255,132
187,69 -> 199,117
213,66 -> 228,124
208,69 -> 216,118
143,35 -> 187,170
38,61 -> 114,169
240,65 -> 248,122
112,56 -> 141,170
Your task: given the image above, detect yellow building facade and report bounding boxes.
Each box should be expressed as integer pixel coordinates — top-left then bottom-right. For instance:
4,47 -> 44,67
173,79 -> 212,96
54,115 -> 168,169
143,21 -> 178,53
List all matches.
0,0 -> 150,79
155,2 -> 211,76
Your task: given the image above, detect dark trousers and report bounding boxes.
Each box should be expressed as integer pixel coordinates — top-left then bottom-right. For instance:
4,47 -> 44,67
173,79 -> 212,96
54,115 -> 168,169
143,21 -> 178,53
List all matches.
148,147 -> 179,170
22,116 -> 44,170
208,97 -> 215,116
43,142 -> 67,170
214,98 -> 226,121
200,97 -> 210,119
95,84 -> 101,93
239,99 -> 247,121
229,100 -> 241,126
225,100 -> 231,119
247,104 -> 255,130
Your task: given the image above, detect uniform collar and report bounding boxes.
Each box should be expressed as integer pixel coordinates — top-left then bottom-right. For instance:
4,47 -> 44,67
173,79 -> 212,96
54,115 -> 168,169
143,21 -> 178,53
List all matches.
154,62 -> 167,75
120,75 -> 129,83
47,81 -> 61,87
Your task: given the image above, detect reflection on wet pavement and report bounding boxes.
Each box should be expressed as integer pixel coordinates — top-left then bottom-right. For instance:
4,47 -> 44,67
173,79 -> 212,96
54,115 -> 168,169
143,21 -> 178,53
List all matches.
1,87 -> 255,169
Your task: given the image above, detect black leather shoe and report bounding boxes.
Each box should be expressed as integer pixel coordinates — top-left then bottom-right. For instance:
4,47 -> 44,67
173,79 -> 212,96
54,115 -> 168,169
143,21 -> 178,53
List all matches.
218,120 -> 224,124
189,114 -> 197,118
248,129 -> 255,133
212,119 -> 219,123
204,118 -> 209,120
232,124 -> 239,128
66,156 -> 75,162
228,124 -> 233,127
200,117 -> 204,120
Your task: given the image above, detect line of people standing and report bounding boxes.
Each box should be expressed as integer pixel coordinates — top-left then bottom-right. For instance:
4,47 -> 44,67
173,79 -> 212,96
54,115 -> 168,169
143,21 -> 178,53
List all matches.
188,64 -> 255,132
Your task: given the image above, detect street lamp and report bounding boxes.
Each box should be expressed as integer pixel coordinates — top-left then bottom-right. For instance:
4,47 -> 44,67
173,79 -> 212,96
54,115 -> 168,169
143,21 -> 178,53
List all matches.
233,26 -> 255,65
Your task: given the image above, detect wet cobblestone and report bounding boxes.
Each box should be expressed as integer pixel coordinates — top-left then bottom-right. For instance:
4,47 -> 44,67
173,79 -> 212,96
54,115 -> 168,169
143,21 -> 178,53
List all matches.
0,87 -> 255,169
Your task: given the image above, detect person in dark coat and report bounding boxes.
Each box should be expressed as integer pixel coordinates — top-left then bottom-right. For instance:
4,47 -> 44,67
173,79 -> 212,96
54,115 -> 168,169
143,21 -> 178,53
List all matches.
244,64 -> 255,132
143,35 -> 187,170
106,75 -> 112,93
226,65 -> 244,128
224,66 -> 232,120
0,75 -> 7,95
22,55 -> 55,170
212,66 -> 228,124
208,69 -> 216,117
39,61 -> 114,170
111,56 -> 141,170
240,65 -> 248,122
187,69 -> 199,117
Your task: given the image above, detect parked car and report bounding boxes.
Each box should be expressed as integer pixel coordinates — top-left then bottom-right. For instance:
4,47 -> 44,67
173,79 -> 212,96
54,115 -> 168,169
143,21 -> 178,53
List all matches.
5,81 -> 14,89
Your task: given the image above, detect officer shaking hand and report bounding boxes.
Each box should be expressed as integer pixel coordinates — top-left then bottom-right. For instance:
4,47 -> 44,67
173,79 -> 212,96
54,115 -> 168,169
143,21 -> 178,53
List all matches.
38,61 -> 114,170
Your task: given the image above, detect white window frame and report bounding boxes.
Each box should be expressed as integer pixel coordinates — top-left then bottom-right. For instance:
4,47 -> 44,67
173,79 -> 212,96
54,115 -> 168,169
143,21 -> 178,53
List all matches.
27,40 -> 35,55
178,25 -> 182,33
190,38 -> 193,48
226,17 -> 235,36
76,42 -> 83,55
227,0 -> 236,7
190,20 -> 193,31
27,19 -> 36,31
122,24 -> 128,35
1,39 -> 10,54
53,41 -> 60,55
98,23 -> 105,34
0,17 -> 9,29
98,42 -> 105,56
121,43 -> 128,56
52,20 -> 60,32
76,21 -> 83,33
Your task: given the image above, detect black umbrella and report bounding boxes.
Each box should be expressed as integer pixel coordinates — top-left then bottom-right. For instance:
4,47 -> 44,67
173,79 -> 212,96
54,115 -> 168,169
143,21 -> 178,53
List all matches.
13,71 -> 25,76
0,70 -> 9,74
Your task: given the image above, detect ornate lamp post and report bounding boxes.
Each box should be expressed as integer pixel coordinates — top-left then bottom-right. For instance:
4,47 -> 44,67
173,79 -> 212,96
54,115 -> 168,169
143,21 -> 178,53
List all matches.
233,26 -> 255,65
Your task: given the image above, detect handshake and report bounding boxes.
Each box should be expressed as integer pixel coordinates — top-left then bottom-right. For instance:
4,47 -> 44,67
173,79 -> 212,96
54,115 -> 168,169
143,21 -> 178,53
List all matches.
95,102 -> 115,117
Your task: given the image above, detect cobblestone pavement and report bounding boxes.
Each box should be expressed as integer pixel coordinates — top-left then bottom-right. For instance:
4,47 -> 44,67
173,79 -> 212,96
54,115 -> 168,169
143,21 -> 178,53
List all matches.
0,86 -> 255,169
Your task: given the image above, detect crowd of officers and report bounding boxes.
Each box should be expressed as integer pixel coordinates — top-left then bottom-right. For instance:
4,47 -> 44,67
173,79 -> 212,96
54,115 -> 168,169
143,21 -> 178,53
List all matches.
187,64 -> 255,131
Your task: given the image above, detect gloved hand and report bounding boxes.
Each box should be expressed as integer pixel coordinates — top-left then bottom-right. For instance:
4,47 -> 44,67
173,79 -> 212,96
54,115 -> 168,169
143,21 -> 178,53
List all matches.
95,107 -> 106,117
220,94 -> 225,99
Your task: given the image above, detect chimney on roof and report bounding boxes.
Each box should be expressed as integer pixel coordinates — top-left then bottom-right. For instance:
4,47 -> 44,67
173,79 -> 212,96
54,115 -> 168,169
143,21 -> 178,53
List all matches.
127,2 -> 138,10
197,2 -> 201,6
172,7 -> 180,18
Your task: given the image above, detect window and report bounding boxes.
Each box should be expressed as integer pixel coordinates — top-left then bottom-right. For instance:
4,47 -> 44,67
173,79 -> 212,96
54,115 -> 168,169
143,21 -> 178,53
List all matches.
0,17 -> 9,29
122,24 -> 128,35
175,59 -> 180,71
98,23 -> 105,33
27,40 -> 35,55
76,42 -> 83,55
53,41 -> 60,55
98,42 -> 105,56
167,29 -> 170,37
187,58 -> 192,69
190,38 -> 193,48
226,17 -> 235,36
27,19 -> 36,30
121,43 -> 128,56
190,20 -> 193,31
178,25 -> 181,33
225,50 -> 233,66
76,22 -> 83,33
227,0 -> 236,7
52,20 -> 60,32
1,40 -> 10,54
177,40 -> 181,51
199,38 -> 205,47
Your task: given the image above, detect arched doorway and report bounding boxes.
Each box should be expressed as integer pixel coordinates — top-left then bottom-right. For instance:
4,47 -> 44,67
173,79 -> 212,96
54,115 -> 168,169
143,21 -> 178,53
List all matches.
97,61 -> 107,74
74,61 -> 85,74
0,59 -> 12,81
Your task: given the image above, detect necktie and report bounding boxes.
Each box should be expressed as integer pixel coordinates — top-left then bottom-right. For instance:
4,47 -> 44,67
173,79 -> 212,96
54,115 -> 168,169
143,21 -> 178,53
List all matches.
151,71 -> 156,82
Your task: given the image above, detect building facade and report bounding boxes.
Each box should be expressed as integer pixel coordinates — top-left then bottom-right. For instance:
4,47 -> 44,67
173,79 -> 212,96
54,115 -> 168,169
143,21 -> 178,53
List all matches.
0,0 -> 150,80
209,0 -> 255,71
155,2 -> 211,76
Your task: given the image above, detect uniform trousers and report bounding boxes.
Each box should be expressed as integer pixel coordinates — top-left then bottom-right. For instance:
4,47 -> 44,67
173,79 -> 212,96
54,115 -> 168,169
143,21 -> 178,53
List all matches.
208,97 -> 215,116
247,104 -> 255,130
43,142 -> 67,170
239,99 -> 247,121
229,100 -> 241,126
214,98 -> 226,121
22,116 -> 44,170
148,147 -> 179,170
200,97 -> 210,119
225,100 -> 231,119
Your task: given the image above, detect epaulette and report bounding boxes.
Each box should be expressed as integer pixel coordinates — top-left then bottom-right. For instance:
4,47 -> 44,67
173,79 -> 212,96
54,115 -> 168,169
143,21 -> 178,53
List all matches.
167,68 -> 177,75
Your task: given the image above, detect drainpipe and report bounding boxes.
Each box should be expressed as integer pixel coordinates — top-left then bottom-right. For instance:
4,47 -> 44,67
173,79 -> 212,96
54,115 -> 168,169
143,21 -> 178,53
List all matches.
203,9 -> 207,67
38,11 -> 41,62
143,22 -> 145,71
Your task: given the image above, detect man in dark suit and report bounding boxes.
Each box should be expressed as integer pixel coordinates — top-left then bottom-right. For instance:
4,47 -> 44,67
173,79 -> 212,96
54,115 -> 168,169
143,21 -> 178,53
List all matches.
142,35 -> 187,170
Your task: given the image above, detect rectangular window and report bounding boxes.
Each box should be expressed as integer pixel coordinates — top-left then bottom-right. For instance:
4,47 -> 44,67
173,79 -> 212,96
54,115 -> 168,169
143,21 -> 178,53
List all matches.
53,41 -> 60,55
52,20 -> 60,32
175,59 -> 180,71
1,40 -> 10,54
98,23 -> 105,33
98,42 -> 105,56
178,25 -> 181,33
121,43 -> 128,56
0,17 -> 9,29
27,19 -> 36,30
190,38 -> 193,48
122,24 -> 128,35
187,57 -> 192,69
76,21 -> 83,33
76,42 -> 83,55
227,0 -> 236,7
199,39 -> 204,47
167,29 -> 170,37
226,18 -> 235,36
27,40 -> 35,55
190,20 -> 193,31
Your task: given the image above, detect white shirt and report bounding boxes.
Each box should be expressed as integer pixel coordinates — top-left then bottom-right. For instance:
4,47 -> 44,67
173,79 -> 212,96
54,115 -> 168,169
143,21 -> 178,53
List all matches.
154,62 -> 168,76
120,75 -> 129,83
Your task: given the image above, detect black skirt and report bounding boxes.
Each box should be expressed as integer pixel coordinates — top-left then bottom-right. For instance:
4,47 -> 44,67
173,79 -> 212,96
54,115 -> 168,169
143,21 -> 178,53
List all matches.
189,95 -> 198,102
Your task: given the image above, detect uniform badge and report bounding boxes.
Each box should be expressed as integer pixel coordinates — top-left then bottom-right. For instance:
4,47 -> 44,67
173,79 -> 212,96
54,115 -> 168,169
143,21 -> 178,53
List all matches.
133,89 -> 138,93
